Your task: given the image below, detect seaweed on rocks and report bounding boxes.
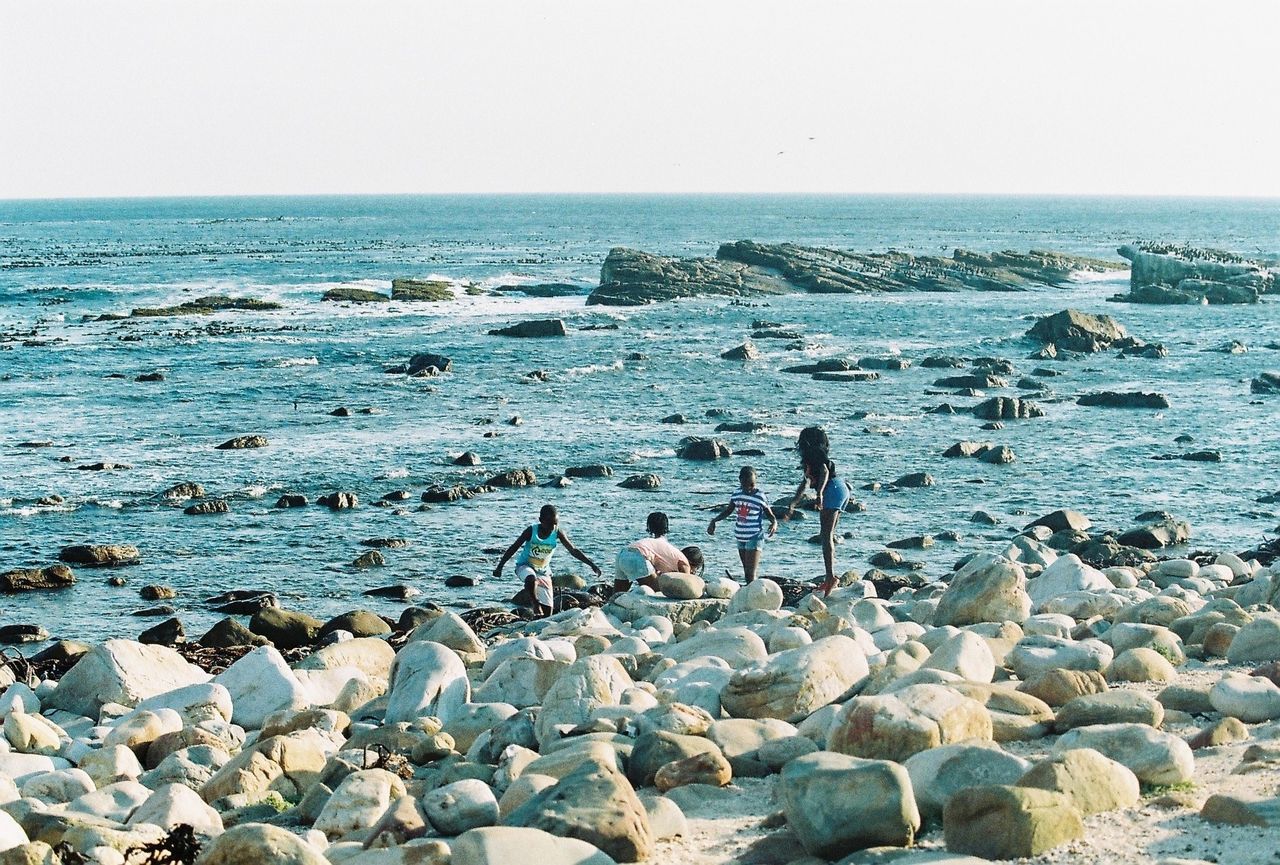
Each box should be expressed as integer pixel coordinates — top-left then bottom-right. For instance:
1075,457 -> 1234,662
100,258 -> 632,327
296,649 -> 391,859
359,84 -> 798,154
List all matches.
121,824 -> 203,865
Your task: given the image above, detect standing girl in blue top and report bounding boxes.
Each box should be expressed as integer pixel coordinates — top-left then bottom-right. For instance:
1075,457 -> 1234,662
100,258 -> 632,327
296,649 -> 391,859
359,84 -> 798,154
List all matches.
707,465 -> 778,583
783,426 -> 849,597
494,504 -> 601,617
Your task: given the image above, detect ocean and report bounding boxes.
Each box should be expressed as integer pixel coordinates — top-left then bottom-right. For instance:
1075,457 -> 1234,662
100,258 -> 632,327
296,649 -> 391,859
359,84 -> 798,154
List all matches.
2,194 -> 1278,645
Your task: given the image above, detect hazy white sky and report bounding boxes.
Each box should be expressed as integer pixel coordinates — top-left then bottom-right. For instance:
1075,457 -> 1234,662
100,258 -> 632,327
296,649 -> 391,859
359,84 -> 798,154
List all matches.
2,0 -> 1278,199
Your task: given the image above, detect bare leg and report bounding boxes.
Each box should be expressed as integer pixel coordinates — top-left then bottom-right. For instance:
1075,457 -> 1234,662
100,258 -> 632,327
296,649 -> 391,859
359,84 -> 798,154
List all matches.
820,509 -> 841,592
742,548 -> 762,582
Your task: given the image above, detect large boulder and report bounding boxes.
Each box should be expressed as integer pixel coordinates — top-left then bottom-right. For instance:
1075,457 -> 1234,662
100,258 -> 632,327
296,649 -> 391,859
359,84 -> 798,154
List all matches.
58,544 -> 139,567
628,732 -> 723,789
1026,308 -> 1126,353
385,641 -> 471,724
943,785 -> 1084,859
779,751 -> 920,858
1052,723 -> 1194,785
1017,748 -> 1140,815
1226,617 -> 1280,664
1027,554 -> 1112,609
192,822 -> 328,865
248,607 -> 322,649
903,742 -> 1031,823
410,612 -> 487,664
212,645 -> 310,730
314,768 -> 407,839
534,655 -> 633,748
503,762 -> 653,863
47,640 -> 208,717
1007,635 -> 1113,680
488,319 -> 567,338
933,554 -> 1031,626
827,684 -> 992,762
720,635 -> 868,722
451,826 -> 617,865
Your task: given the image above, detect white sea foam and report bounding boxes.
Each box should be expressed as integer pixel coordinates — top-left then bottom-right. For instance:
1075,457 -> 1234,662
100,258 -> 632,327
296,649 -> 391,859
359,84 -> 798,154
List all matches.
378,468 -> 410,479
630,447 -> 676,460
87,498 -> 123,509
267,357 -> 320,368
566,360 -> 624,377
243,485 -> 269,498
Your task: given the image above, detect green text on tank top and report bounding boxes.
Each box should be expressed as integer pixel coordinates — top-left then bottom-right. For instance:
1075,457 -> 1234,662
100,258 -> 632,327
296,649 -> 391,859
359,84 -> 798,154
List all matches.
522,522 -> 558,571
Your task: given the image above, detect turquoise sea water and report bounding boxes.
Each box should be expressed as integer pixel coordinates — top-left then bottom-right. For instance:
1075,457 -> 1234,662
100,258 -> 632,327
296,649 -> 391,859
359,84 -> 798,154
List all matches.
1,195 -> 1278,644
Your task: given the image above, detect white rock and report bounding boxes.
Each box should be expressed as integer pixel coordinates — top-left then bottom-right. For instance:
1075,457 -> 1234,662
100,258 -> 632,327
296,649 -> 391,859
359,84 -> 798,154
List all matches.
1022,614 -> 1076,638
385,641 -> 471,724
410,613 -> 487,664
661,627 -> 768,668
47,640 -> 209,718
1215,552 -> 1251,579
135,683 -> 233,725
295,666 -> 375,707
65,779 -> 151,822
297,637 -> 396,685
4,709 -> 67,755
481,638 -> 556,679
1153,559 -> 1198,579
1027,554 -> 1112,609
0,752 -> 70,784
657,572 -> 705,601
423,778 -> 500,836
534,655 -> 632,748
651,658 -> 733,717
703,577 -> 739,600
19,767 -> 95,804
213,645 -> 311,730
1007,635 -> 1113,680
1052,723 -> 1194,785
451,826 -> 617,865
768,627 -> 812,653
314,768 -> 406,839
0,809 -> 27,854
445,703 -> 518,754
1210,673 -> 1280,723
103,708 -> 183,756
474,657 -> 568,710
0,684 -> 39,718
128,782 -> 223,835
922,631 -> 995,683
1226,616 -> 1280,664
727,579 -> 783,614
79,744 -> 144,787
721,635 -> 869,722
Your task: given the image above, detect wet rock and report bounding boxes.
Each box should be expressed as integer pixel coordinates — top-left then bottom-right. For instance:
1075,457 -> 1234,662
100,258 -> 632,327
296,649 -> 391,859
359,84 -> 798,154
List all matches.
364,584 -> 421,601
249,607 -> 322,649
139,618 -> 185,647
76,461 -> 132,470
215,435 -> 268,450
980,444 -> 1016,464
352,551 -> 385,569
973,397 -> 1044,420
486,469 -> 537,488
198,617 -> 269,649
1077,391 -> 1170,409
59,544 -> 139,567
318,491 -> 358,510
1,565 -> 75,593
392,279 -> 453,301
0,625 -> 48,644
183,499 -> 229,516
275,494 -> 308,508
720,342 -> 760,361
677,438 -> 731,461
163,482 -> 205,500
1026,308 -> 1127,353
893,472 -> 934,488
323,287 -> 389,302
489,319 -> 567,338
1252,372 -> 1280,394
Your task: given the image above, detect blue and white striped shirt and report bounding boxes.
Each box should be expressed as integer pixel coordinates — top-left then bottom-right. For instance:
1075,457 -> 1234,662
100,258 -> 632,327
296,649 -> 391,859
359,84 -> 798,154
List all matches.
731,487 -> 770,542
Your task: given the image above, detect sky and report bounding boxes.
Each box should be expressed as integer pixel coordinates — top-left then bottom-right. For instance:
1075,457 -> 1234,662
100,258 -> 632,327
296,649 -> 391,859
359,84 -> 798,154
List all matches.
2,0 -> 1278,199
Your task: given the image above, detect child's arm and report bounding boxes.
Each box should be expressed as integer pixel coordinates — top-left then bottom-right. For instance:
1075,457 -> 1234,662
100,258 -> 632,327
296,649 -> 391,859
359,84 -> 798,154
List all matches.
493,527 -> 531,578
762,501 -> 779,536
557,530 -> 602,577
707,501 -> 734,535
784,477 -> 809,518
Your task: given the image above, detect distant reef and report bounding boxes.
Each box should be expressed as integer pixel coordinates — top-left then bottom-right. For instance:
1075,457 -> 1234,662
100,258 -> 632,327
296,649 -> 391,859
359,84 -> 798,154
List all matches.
1111,243 -> 1276,305
586,242 -> 1124,306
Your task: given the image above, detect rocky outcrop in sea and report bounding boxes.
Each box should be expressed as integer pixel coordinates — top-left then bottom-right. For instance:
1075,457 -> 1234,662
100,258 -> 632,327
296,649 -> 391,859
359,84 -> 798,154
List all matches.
1111,243 -> 1277,305
587,243 -> 1123,306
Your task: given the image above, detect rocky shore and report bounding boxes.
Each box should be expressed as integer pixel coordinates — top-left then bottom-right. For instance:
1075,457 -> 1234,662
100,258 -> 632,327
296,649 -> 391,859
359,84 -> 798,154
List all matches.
4,500 -> 1280,864
1111,244 -> 1277,305
587,243 -> 1124,306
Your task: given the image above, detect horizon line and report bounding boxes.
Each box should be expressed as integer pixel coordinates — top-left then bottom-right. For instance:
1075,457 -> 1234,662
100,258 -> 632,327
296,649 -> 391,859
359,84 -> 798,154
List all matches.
4,190 -> 1280,205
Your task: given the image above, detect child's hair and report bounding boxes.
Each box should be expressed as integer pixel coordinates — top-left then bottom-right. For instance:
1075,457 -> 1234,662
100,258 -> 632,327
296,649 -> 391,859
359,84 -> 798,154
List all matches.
798,426 -> 830,458
539,504 -> 558,523
682,545 -> 705,575
739,465 -> 756,487
647,511 -> 670,537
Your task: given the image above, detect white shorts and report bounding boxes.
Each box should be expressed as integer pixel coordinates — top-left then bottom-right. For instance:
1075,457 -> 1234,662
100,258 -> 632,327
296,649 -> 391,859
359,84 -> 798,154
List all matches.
615,548 -> 656,583
515,564 -> 554,607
